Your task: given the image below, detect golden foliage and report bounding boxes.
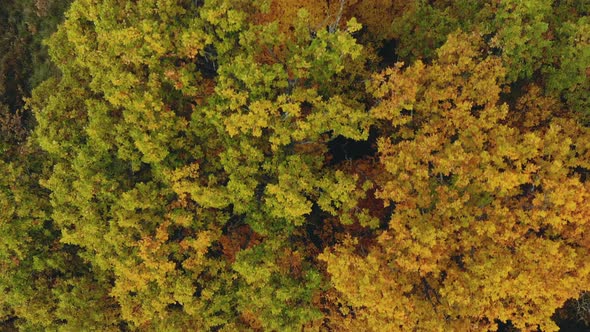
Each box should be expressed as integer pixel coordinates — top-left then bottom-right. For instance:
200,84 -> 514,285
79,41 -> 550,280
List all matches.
322,32 -> 590,332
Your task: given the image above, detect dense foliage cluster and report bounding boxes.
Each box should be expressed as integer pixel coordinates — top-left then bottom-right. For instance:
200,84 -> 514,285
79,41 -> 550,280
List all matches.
1,1 -> 589,331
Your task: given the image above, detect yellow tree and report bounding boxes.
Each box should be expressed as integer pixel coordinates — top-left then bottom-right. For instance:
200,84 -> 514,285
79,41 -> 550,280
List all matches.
321,32 -> 590,331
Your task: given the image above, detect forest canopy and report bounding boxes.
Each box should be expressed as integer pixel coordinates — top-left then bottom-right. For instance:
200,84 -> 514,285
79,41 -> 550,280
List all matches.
1,0 -> 590,331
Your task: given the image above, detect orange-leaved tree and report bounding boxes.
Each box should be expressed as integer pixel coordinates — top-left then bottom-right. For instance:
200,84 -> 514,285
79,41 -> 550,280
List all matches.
320,32 -> 590,332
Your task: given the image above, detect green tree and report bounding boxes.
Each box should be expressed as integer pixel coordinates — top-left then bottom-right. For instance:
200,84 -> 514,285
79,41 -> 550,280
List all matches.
27,0 -> 374,329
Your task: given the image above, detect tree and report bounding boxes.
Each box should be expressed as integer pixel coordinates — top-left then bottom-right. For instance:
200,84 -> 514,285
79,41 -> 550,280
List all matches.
321,32 -> 590,332
3,0 -> 589,330
27,0 -> 374,329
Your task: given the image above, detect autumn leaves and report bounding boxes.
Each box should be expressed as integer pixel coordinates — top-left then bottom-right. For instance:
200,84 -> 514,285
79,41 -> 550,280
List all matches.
2,0 -> 589,331
325,32 -> 590,331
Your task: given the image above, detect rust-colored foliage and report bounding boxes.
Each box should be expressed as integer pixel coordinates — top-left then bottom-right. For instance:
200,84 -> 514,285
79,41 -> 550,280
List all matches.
219,224 -> 263,263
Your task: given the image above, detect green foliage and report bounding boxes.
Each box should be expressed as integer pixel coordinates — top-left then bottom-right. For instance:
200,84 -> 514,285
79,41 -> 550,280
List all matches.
233,240 -> 323,331
487,0 -> 553,81
544,17 -> 590,117
386,0 -> 486,63
2,0 -> 589,331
